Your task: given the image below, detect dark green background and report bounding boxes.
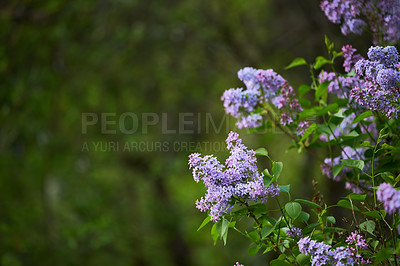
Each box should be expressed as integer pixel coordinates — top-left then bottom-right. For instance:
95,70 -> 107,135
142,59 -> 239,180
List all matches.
1,1 -> 372,265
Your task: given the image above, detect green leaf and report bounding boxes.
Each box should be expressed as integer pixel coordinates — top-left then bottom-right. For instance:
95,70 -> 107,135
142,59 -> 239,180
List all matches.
314,56 -> 331,69
362,211 -> 381,220
371,240 -> 379,250
197,216 -> 211,231
285,202 -> 302,220
327,216 -> 336,224
279,184 -> 290,193
299,84 -> 311,97
221,219 -> 229,245
299,211 -> 310,223
360,220 -> 375,235
272,162 -> 283,179
285,57 -> 308,70
315,103 -> 339,116
299,123 -> 317,142
374,248 -> 393,265
348,193 -> 366,201
294,199 -> 323,209
303,223 -> 320,234
341,159 -> 364,171
351,110 -> 373,125
262,173 -> 273,187
261,225 -> 275,238
332,164 -> 344,179
255,148 -> 269,157
361,140 -> 373,148
299,108 -> 316,119
211,224 -> 219,246
248,245 -> 261,256
323,227 -> 346,233
270,259 -> 292,266
296,254 -> 310,266
315,81 -> 329,101
337,199 -> 360,211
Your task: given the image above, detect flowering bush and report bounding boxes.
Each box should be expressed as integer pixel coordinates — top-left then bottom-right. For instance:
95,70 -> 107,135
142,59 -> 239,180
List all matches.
189,1 -> 400,265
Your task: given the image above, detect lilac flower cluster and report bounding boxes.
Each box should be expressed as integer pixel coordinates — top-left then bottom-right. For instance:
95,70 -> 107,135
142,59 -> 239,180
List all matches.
296,121 -> 310,137
234,262 -> 244,266
342,45 -> 363,73
320,0 -> 400,43
377,182 -> 400,215
318,71 -> 362,99
286,226 -> 303,239
345,232 -> 371,264
222,67 -> 302,129
298,236 -> 355,265
189,132 -> 280,222
346,232 -> 368,249
320,146 -> 366,182
351,46 -> 400,119
320,0 -> 365,36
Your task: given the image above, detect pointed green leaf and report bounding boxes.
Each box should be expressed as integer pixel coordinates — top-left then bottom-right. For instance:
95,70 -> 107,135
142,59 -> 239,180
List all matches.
279,184 -> 290,193
360,220 -> 375,235
351,110 -> 373,125
272,161 -> 283,179
285,57 -> 308,70
255,147 -> 269,157
314,56 -> 331,69
341,159 -> 364,171
299,123 -> 317,142
294,199 -> 323,209
285,202 -> 302,220
197,216 -> 211,231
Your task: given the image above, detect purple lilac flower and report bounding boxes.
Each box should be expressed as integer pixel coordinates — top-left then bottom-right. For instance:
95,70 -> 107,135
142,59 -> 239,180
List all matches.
189,132 -> 280,222
351,46 -> 400,119
238,67 -> 260,91
342,45 -> 363,72
234,263 -> 244,266
321,0 -> 400,44
257,69 -> 286,98
222,68 -> 302,129
346,232 -> 368,249
298,236 -> 355,265
287,226 -> 303,239
377,182 -> 400,215
296,121 -> 310,137
318,71 -> 363,99
344,180 -> 372,194
351,81 -> 400,119
236,114 -> 263,129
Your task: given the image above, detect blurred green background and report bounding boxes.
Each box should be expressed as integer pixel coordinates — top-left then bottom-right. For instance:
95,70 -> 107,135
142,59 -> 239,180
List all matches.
1,1 -> 372,265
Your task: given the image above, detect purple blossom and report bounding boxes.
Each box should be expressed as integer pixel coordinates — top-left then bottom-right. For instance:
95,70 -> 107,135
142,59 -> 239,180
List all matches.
222,67 -> 302,129
320,0 -> 400,44
346,232 -> 368,249
351,81 -> 400,119
234,263 -> 244,266
377,182 -> 400,215
287,226 -> 303,239
236,114 -> 263,129
342,45 -> 363,72
238,67 -> 260,90
298,237 -> 355,265
189,132 -> 280,222
257,69 -> 286,97
296,121 -> 310,137
350,46 -> 400,119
